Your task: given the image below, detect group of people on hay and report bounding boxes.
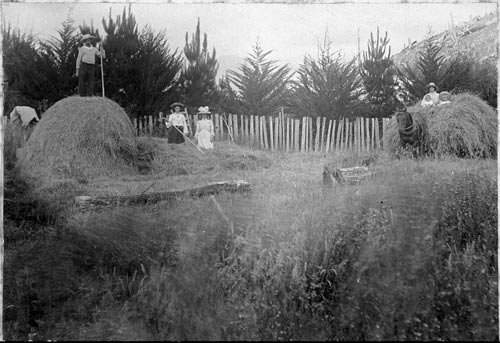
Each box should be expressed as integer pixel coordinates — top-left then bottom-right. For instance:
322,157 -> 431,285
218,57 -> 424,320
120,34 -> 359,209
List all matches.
158,102 -> 215,150
420,82 -> 452,107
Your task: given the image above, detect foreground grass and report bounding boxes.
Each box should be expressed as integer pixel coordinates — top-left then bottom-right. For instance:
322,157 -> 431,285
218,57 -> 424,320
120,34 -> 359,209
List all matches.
4,141 -> 498,340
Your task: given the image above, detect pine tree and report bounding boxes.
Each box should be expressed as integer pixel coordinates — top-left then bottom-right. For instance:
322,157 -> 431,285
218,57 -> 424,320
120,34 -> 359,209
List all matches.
179,18 -> 218,111
38,17 -> 80,100
221,41 -> 292,116
102,5 -> 182,117
2,24 -> 42,112
397,32 -> 447,101
359,27 -> 398,118
291,35 -> 363,119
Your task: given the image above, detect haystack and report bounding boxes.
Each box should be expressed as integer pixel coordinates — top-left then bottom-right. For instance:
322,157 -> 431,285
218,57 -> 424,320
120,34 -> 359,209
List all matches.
383,93 -> 497,158
17,96 -> 139,179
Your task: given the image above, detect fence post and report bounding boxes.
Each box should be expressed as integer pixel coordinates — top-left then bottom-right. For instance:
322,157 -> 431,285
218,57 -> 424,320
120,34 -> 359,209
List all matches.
314,116 -> 320,152
374,117 -> 380,149
285,118 -> 290,152
133,118 -> 138,136
232,114 -> 238,142
262,116 -> 269,149
325,119 -> 332,154
249,115 -> 254,146
294,119 -> 299,152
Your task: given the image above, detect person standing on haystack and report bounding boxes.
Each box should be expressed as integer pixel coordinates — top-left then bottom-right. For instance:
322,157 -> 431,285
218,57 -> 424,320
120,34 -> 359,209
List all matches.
166,102 -> 188,144
195,106 -> 215,150
76,34 -> 105,97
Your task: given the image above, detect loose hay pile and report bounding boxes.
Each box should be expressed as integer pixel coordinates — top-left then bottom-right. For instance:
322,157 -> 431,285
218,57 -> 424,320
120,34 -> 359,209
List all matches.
146,138 -> 272,176
383,93 -> 497,158
17,96 -> 140,179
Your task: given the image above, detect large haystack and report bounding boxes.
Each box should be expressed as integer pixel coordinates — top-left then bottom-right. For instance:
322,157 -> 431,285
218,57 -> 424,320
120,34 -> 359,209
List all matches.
17,96 -> 139,179
384,93 -> 497,158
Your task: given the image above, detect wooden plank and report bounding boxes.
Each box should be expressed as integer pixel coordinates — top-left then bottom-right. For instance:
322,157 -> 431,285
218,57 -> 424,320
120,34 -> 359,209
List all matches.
76,180 -> 251,210
371,118 -> 375,150
269,115 -> 274,151
361,117 -> 365,152
232,114 -> 238,141
249,115 -> 254,145
281,110 -> 285,150
314,116 -> 320,152
133,118 -> 138,135
244,115 -> 248,144
278,112 -> 283,150
274,116 -> 280,151
320,117 -> 326,152
214,113 -> 220,140
301,117 -> 306,152
138,117 -> 143,136
293,119 -> 300,151
375,118 -> 380,149
325,119 -> 333,154
262,116 -> 269,149
285,118 -> 290,152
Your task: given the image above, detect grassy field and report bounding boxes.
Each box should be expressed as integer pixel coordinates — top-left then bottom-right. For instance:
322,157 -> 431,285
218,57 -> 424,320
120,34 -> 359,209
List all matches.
4,138 -> 498,340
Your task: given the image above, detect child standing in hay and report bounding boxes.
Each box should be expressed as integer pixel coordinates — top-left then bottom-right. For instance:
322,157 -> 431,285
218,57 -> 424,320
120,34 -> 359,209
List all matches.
195,106 -> 215,150
166,102 -> 188,144
76,34 -> 105,97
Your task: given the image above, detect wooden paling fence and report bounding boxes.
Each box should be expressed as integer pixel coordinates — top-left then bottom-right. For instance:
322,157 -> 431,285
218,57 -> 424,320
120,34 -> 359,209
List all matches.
134,112 -> 391,153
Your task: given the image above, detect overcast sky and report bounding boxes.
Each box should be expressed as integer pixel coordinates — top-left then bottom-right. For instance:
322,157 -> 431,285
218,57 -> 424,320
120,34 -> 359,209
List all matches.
2,1 -> 497,78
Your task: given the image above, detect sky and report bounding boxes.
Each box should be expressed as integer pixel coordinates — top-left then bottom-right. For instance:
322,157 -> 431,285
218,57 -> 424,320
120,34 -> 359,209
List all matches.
2,1 -> 497,79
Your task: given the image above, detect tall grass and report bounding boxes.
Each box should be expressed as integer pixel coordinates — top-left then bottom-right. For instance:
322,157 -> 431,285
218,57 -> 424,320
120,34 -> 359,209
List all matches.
5,144 -> 497,340
125,154 -> 497,340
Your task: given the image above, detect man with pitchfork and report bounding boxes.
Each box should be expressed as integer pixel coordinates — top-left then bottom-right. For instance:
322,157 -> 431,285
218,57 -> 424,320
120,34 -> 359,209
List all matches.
76,34 -> 105,97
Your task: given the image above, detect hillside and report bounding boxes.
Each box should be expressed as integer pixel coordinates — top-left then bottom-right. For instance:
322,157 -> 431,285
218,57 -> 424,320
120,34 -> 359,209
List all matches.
393,12 -> 497,67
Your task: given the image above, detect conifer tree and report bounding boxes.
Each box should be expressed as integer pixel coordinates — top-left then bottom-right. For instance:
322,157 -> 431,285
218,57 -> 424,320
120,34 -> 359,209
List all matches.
179,18 -> 219,110
397,32 -> 447,101
359,27 -> 398,118
291,35 -> 363,119
221,41 -> 292,117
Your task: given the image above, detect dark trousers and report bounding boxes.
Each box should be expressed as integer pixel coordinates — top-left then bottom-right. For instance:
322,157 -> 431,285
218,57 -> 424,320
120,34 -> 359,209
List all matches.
78,62 -> 96,96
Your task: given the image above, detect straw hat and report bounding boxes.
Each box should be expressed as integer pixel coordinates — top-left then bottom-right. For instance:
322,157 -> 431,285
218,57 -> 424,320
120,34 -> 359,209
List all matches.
170,102 -> 185,110
197,106 -> 211,116
439,91 -> 451,102
81,34 -> 95,42
426,82 -> 439,91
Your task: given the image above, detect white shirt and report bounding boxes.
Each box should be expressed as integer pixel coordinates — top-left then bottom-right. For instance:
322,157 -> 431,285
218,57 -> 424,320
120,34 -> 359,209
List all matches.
10,106 -> 39,127
167,112 -> 187,127
76,45 -> 104,68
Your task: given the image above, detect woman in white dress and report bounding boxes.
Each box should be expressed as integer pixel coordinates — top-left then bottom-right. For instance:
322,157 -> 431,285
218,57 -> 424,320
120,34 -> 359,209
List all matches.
195,107 -> 215,150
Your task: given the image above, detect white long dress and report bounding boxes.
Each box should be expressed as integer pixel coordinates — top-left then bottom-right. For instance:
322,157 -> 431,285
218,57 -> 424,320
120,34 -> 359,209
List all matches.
195,119 -> 215,150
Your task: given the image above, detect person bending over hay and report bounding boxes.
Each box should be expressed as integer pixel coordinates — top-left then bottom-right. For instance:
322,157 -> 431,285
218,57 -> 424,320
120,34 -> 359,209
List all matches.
195,106 -> 215,150
16,96 -> 141,179
166,102 -> 188,144
384,93 -> 496,158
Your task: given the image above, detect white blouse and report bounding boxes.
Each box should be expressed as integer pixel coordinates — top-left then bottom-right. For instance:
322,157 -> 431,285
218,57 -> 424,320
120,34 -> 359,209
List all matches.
167,112 -> 187,127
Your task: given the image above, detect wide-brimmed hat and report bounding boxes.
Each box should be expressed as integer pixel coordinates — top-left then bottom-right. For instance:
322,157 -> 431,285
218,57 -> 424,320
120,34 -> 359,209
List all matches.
439,91 -> 451,101
197,106 -> 211,116
170,102 -> 185,110
81,34 -> 95,42
426,82 -> 439,91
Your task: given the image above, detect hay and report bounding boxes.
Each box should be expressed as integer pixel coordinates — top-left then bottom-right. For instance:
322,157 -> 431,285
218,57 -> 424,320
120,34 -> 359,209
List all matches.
384,93 -> 497,158
145,138 -> 272,176
16,96 -> 139,179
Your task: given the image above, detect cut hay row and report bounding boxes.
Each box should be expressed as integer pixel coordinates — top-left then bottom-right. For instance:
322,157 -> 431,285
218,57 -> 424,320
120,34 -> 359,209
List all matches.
384,93 -> 497,158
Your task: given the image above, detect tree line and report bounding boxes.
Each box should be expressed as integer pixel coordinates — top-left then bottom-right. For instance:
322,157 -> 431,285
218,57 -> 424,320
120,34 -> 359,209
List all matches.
3,5 -> 497,121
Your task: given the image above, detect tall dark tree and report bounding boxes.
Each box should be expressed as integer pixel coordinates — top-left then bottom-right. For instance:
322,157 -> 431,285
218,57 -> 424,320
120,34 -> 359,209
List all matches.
37,17 -> 80,100
290,35 -> 363,119
179,18 -> 218,110
221,41 -> 292,116
360,27 -> 399,118
102,5 -> 182,117
102,5 -> 141,115
2,24 -> 42,112
397,33 -> 447,101
136,25 -> 183,118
